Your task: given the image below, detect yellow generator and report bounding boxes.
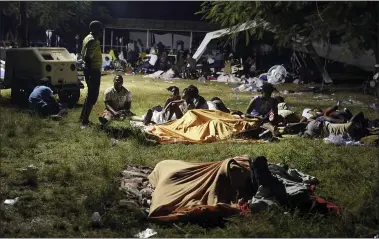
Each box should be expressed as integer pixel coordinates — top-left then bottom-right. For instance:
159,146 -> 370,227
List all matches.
3,47 -> 84,107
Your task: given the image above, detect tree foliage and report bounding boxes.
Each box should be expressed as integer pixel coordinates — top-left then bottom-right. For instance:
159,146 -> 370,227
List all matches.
1,1 -> 111,35
198,1 -> 379,61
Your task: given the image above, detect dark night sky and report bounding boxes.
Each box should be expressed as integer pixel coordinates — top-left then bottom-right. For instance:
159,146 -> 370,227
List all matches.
105,1 -> 204,21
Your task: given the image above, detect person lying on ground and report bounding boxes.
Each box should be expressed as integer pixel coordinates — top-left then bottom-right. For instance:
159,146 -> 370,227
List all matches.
99,75 -> 134,124
28,78 -> 68,120
245,83 -> 281,137
302,111 -> 366,139
143,87 -> 184,125
207,97 -> 245,117
301,101 -> 353,123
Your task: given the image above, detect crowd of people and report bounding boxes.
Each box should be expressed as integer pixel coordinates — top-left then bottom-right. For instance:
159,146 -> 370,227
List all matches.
25,20 -> 378,144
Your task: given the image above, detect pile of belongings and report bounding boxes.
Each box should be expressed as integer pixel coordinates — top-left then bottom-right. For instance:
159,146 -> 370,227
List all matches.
141,155 -> 339,223
216,74 -> 243,84
323,134 -> 362,146
120,165 -> 154,214
147,109 -> 262,144
0,60 -> 4,79
233,77 -> 265,92
233,65 -> 287,92
143,69 -> 177,80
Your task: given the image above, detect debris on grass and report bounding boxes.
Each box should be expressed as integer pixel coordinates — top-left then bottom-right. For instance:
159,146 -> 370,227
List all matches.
91,212 -> 101,227
134,228 -> 157,238
18,164 -> 38,185
4,197 -> 19,205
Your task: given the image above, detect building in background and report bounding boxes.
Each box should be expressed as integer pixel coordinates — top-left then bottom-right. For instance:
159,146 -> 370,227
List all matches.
101,18 -> 219,54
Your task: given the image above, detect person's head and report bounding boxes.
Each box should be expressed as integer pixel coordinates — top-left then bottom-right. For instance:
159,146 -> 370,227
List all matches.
211,97 -> 221,101
89,20 -> 103,39
275,96 -> 285,104
185,85 -> 199,99
38,78 -> 50,87
182,88 -> 189,100
261,83 -> 277,98
113,75 -> 124,91
167,86 -> 179,96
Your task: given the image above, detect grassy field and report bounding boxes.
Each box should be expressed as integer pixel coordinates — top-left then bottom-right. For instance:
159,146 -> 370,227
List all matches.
0,74 -> 378,237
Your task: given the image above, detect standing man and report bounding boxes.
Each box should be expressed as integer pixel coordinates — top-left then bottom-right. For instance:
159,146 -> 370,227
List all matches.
79,20 -> 103,129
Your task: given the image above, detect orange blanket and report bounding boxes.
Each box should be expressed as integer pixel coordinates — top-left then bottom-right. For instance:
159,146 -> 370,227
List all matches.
147,109 -> 261,144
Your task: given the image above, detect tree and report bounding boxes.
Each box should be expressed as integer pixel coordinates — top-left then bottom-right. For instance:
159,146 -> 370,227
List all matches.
198,1 -> 379,64
1,1 -> 111,45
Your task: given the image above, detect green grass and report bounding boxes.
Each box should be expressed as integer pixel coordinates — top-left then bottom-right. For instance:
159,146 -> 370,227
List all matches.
0,74 -> 378,237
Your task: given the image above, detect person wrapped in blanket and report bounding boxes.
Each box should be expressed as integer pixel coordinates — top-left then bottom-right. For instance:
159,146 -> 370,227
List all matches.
99,75 -> 135,124
245,83 -> 281,137
143,85 -> 208,125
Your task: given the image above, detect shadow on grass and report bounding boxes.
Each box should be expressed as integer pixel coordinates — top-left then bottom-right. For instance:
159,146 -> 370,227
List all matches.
98,124 -> 158,147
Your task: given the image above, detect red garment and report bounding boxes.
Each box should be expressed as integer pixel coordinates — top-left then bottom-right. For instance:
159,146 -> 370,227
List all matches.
309,185 -> 340,215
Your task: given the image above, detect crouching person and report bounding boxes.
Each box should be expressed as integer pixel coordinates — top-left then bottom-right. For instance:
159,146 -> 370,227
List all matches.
29,78 -> 68,120
99,75 -> 134,124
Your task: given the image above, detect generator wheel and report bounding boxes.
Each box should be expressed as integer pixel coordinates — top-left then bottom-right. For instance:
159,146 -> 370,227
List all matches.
58,89 -> 80,108
11,78 -> 31,108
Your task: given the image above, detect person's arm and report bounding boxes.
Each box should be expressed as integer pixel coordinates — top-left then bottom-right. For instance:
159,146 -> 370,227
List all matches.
121,93 -> 132,112
84,40 -> 96,68
245,97 -> 257,115
122,102 -> 131,112
105,101 -> 118,116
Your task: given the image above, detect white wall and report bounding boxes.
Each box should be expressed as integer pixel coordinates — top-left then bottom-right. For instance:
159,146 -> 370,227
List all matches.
129,31 -> 147,44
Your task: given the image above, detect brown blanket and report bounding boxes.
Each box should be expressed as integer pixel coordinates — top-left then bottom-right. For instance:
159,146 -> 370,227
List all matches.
147,156 -> 253,222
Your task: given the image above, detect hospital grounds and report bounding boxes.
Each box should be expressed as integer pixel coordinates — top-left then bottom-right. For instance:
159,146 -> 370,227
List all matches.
0,74 -> 378,237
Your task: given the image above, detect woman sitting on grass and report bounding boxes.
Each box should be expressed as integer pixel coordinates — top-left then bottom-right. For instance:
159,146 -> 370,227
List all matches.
245,83 -> 281,137
143,85 -> 208,125
143,86 -> 183,125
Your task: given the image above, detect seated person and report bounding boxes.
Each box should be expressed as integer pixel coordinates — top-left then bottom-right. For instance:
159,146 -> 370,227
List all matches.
159,52 -> 169,72
164,86 -> 181,107
99,75 -> 134,124
245,83 -> 280,136
143,86 -> 183,125
183,54 -> 197,79
133,51 -> 158,73
102,56 -> 112,71
28,78 -> 68,120
184,85 -> 208,110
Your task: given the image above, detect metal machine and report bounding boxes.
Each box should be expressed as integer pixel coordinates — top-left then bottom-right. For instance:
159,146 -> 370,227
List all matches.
2,47 -> 84,107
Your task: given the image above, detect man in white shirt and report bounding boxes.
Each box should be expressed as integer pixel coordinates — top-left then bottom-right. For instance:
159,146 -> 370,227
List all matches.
99,75 -> 133,124
133,51 -> 158,73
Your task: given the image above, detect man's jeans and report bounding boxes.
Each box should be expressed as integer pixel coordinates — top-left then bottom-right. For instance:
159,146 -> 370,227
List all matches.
80,69 -> 101,124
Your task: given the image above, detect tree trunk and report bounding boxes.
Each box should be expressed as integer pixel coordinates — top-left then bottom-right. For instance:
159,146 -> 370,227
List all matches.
376,1 -> 379,65
18,1 -> 27,47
